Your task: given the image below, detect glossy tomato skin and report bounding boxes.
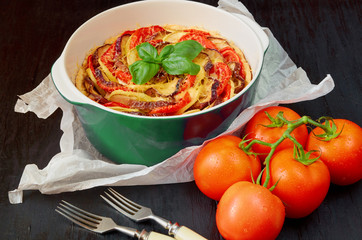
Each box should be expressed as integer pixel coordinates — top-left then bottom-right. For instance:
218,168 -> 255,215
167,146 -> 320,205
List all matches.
244,106 -> 308,161
306,119 -> 362,185
216,181 -> 285,240
262,148 -> 330,218
193,135 -> 261,201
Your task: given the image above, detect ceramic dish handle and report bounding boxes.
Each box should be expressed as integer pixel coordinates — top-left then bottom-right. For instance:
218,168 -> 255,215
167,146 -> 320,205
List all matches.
234,14 -> 270,52
51,57 -> 88,105
174,226 -> 207,240
147,231 -> 175,240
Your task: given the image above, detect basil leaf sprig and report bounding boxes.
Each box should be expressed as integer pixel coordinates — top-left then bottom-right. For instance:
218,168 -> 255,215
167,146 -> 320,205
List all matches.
129,40 -> 203,85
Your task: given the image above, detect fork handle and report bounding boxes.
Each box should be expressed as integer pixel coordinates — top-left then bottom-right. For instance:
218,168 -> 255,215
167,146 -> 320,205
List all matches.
146,231 -> 174,240
174,226 -> 207,240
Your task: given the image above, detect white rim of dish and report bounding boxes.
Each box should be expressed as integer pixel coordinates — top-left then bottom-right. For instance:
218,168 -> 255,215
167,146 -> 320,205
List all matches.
51,0 -> 269,120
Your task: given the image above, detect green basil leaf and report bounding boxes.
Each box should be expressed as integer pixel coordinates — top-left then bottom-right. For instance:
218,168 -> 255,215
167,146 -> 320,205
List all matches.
162,56 -> 200,75
170,40 -> 203,60
128,40 -> 203,85
157,44 -> 175,62
129,60 -> 160,85
136,42 -> 158,62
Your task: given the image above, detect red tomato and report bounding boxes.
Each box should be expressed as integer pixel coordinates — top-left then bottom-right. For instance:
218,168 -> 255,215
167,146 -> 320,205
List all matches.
216,181 -> 285,240
209,62 -> 232,97
220,46 -> 246,80
193,135 -> 261,201
183,29 -> 211,36
149,92 -> 191,115
306,119 -> 362,185
179,32 -> 217,49
244,106 -> 308,161
220,47 -> 241,63
129,25 -> 165,49
99,43 -> 132,84
262,148 -> 330,218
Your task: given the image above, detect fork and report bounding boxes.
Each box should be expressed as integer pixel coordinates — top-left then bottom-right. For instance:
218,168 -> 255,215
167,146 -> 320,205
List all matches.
56,200 -> 174,240
101,188 -> 207,240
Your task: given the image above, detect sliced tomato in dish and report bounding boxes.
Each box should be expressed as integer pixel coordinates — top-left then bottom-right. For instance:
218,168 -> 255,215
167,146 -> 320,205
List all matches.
149,92 -> 192,115
220,46 -> 246,80
210,62 -> 232,97
179,32 -> 217,49
128,25 -> 165,49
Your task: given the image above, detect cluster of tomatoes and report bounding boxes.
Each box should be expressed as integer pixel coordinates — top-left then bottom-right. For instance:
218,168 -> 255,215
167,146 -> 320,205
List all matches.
193,106 -> 362,240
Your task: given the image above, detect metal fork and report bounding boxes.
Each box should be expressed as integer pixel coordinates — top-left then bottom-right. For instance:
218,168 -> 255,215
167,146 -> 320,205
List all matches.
56,200 -> 174,240
101,188 -> 207,240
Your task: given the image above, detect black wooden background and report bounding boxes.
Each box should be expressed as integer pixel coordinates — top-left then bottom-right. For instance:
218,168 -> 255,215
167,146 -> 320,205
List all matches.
1,0 -> 361,239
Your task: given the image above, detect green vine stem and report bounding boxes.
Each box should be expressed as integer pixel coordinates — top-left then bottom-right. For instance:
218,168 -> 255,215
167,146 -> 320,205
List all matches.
240,111 -> 340,189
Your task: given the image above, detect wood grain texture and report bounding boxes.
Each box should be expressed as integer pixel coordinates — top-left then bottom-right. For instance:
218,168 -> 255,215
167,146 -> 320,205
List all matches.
1,0 -> 361,239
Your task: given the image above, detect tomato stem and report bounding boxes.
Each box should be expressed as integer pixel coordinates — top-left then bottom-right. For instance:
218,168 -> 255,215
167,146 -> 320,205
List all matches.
307,117 -> 342,141
242,113 -> 332,189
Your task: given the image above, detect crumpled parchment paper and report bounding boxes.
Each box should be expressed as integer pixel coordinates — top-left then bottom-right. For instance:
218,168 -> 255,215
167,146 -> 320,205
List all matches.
8,0 -> 335,204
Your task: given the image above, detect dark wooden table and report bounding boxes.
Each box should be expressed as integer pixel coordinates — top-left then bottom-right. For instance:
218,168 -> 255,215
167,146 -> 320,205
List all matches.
1,0 -> 361,239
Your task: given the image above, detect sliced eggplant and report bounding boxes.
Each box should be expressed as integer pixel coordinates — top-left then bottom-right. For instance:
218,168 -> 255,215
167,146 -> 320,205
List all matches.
202,48 -> 224,64
208,36 -> 230,50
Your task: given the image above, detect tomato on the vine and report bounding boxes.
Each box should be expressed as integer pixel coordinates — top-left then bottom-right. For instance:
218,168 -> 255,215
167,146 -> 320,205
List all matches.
262,148 -> 330,218
244,106 -> 308,161
306,119 -> 362,185
216,181 -> 285,240
193,135 -> 261,201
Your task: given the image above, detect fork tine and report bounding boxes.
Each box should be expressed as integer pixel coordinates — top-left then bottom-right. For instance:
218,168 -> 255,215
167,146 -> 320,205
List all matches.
108,188 -> 142,210
100,192 -> 136,218
102,188 -> 172,230
60,200 -> 102,221
57,205 -> 98,227
56,206 -> 97,231
103,188 -> 142,216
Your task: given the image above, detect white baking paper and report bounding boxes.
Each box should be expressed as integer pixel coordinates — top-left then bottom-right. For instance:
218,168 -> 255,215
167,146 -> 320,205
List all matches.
8,0 -> 335,204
